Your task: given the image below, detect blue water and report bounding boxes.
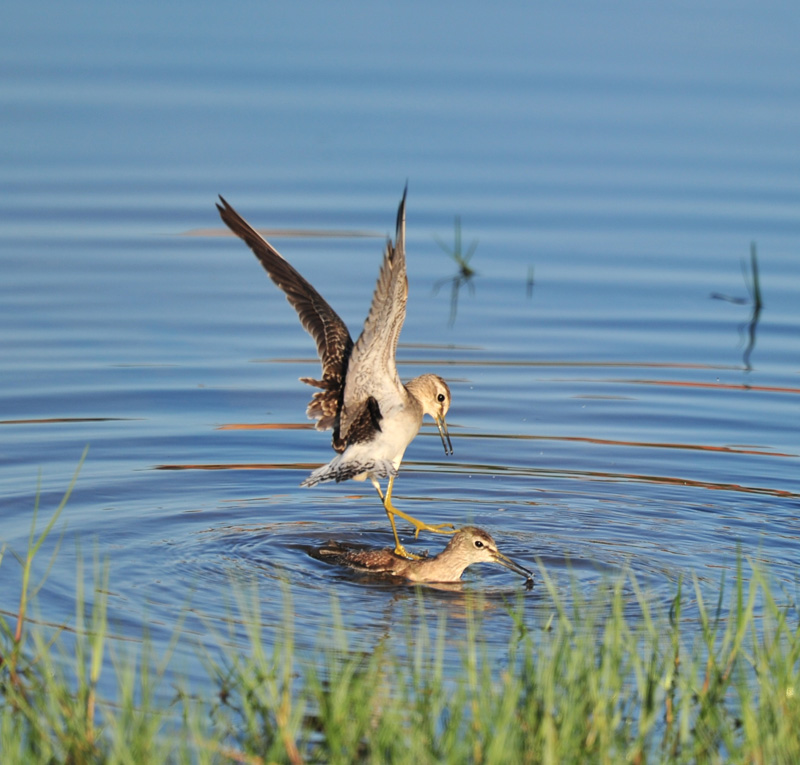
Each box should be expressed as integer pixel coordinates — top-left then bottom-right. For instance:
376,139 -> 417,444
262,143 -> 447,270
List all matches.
2,0 -> 799,697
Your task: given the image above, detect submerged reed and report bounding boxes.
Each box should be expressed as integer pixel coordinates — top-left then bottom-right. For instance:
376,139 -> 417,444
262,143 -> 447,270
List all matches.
2,466 -> 799,763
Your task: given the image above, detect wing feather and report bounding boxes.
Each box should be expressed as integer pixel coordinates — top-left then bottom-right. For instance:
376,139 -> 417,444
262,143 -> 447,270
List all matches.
340,186 -> 409,443
216,196 -> 353,447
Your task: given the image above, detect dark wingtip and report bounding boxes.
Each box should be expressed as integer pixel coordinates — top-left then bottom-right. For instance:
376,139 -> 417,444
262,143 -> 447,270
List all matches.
395,182 -> 408,239
215,194 -> 229,217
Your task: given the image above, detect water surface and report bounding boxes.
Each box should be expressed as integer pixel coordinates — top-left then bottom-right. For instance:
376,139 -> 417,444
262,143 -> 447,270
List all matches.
2,0 -> 799,698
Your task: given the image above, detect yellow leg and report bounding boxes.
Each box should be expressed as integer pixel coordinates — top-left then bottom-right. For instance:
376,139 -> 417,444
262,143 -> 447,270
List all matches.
373,476 -> 455,559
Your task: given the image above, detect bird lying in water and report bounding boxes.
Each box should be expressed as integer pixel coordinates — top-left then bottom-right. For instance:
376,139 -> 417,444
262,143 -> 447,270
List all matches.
313,526 -> 533,586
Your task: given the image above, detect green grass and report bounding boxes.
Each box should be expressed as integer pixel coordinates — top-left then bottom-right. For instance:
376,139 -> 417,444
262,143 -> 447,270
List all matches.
2,466 -> 799,763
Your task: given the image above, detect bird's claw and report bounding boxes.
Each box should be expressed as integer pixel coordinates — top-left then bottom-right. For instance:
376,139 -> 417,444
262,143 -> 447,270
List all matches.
412,522 -> 456,540
394,545 -> 423,561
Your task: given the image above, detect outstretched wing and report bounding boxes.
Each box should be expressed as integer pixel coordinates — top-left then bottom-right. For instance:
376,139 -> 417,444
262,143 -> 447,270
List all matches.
340,187 -> 409,444
216,196 -> 353,447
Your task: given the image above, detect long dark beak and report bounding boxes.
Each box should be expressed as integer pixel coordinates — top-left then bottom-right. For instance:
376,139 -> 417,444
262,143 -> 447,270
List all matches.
491,550 -> 535,586
435,414 -> 453,455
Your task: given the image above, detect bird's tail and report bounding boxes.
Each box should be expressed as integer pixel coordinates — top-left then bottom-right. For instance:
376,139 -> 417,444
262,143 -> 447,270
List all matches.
301,455 -> 397,486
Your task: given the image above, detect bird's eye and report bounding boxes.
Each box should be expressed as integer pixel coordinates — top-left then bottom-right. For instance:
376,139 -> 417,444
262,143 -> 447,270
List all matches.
474,540 -> 484,548
437,393 -> 446,403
